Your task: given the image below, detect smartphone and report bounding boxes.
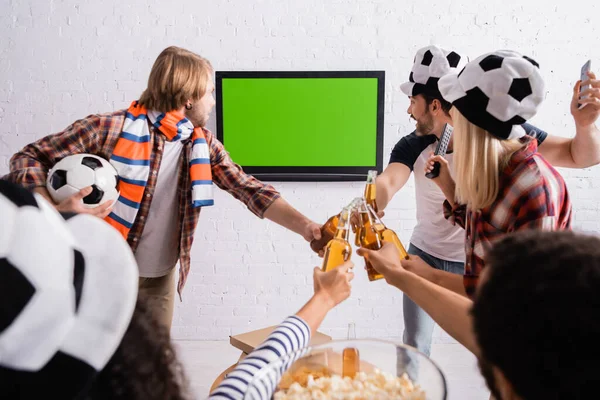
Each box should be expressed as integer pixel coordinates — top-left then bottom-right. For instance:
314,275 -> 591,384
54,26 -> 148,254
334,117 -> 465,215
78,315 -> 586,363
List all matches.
425,124 -> 453,179
579,60 -> 592,108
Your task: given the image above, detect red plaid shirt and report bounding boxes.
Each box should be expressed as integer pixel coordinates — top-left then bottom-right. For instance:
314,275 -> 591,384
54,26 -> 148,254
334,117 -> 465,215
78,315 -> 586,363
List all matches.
5,110 -> 281,298
443,138 -> 572,297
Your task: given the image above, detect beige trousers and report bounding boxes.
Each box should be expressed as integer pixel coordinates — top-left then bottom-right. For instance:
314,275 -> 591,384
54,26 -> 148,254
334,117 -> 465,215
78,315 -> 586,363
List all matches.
138,268 -> 176,333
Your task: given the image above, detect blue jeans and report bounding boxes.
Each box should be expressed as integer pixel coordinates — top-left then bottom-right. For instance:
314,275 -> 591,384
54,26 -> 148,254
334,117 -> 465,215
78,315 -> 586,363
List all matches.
403,244 -> 464,356
397,244 -> 463,378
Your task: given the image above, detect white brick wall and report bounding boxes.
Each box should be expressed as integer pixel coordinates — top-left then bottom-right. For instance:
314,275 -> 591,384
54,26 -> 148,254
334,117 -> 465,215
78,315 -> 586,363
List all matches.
2,0 -> 600,342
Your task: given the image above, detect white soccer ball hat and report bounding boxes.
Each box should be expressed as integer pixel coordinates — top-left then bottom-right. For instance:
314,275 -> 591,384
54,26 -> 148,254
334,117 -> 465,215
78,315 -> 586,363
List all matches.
401,45 -> 468,98
0,180 -> 138,398
439,50 -> 545,140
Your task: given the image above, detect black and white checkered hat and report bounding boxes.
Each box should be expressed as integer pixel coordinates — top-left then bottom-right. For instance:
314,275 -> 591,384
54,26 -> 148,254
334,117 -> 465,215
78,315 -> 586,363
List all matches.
439,50 -> 545,140
0,180 -> 138,398
400,45 -> 468,99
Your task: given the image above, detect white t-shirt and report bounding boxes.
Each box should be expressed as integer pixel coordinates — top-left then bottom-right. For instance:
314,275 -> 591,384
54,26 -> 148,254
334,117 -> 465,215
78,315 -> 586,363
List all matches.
389,123 -> 548,262
134,134 -> 188,278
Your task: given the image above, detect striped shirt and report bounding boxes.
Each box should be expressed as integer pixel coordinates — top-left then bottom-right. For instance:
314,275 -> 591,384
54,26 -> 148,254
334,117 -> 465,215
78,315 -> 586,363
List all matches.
208,316 -> 311,400
443,137 -> 572,297
4,110 -> 281,298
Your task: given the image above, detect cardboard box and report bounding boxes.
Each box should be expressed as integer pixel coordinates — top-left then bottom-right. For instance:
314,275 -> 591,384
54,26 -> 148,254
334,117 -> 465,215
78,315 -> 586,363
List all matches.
230,325 -> 332,355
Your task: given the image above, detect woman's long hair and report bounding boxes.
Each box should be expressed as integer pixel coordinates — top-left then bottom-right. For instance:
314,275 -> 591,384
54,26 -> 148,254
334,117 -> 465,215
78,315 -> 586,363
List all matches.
451,107 -> 525,210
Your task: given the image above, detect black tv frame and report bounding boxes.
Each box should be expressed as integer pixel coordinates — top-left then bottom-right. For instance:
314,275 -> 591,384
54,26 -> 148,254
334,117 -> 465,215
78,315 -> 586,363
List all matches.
215,71 -> 385,182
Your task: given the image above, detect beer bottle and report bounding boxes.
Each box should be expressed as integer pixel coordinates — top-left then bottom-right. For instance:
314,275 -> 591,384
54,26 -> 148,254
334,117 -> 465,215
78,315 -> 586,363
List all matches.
354,170 -> 379,246
310,214 -> 339,253
321,207 -> 352,272
357,199 -> 383,281
342,322 -> 359,378
364,170 -> 378,213
367,204 -> 409,261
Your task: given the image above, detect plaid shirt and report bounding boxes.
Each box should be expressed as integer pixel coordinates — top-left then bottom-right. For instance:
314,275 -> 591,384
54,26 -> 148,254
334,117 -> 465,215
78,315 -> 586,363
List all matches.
5,110 -> 281,298
443,138 -> 572,297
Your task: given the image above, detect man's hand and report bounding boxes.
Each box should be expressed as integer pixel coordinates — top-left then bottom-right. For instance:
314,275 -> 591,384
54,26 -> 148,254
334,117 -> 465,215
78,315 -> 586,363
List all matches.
56,186 -> 114,218
313,261 -> 354,308
424,153 -> 456,205
302,220 -> 322,242
425,154 -> 452,187
572,71 -> 600,128
357,242 -> 408,286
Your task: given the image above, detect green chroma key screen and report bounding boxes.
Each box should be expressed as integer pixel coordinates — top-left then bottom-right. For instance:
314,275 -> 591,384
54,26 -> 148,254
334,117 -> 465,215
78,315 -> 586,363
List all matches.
216,71 -> 384,181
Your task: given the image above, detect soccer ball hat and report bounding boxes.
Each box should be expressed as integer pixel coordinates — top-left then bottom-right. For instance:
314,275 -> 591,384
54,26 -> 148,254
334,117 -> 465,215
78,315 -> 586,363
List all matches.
439,50 -> 545,140
0,180 -> 138,399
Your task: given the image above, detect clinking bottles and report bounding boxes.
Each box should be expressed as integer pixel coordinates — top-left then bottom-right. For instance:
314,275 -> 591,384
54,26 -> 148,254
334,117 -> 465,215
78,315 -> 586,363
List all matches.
320,206 -> 352,272
357,199 -> 383,281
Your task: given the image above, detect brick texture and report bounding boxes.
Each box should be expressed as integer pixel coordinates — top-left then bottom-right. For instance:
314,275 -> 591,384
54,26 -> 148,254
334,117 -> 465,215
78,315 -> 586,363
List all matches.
1,0 -> 599,342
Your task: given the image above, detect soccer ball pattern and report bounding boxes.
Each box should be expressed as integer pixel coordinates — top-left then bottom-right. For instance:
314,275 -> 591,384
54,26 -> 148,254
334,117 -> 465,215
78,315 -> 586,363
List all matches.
0,180 -> 82,372
456,50 -> 544,123
0,180 -> 139,398
401,45 -> 467,97
46,154 -> 119,208
439,50 -> 544,140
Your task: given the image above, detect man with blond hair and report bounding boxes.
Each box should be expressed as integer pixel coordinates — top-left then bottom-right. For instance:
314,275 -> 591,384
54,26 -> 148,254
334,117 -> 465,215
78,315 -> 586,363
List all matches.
5,46 -> 322,331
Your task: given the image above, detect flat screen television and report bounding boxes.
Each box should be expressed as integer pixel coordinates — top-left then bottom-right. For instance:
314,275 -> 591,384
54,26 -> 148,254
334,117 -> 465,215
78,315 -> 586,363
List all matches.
215,71 -> 384,181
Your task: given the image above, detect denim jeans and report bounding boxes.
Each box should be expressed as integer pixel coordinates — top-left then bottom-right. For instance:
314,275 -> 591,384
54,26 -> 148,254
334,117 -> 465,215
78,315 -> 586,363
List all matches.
397,244 -> 464,378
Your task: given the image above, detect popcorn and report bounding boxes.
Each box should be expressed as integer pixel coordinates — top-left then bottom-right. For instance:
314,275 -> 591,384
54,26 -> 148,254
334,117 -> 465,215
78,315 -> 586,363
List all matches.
274,370 -> 426,400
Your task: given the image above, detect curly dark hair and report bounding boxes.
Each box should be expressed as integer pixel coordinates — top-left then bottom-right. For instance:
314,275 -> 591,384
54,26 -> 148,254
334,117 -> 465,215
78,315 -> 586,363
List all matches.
472,230 -> 600,400
85,296 -> 190,400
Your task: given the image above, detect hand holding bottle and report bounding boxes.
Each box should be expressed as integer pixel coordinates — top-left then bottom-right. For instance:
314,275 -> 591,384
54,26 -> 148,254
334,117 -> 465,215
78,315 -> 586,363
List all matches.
357,242 -> 409,286
313,261 -> 355,308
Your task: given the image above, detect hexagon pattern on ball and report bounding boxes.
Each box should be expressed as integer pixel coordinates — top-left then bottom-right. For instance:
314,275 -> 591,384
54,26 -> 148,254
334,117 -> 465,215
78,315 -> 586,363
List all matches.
46,154 -> 120,208
407,46 -> 467,92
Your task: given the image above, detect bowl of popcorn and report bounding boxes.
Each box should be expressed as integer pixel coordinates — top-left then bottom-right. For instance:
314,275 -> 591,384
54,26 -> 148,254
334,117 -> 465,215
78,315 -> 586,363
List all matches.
243,339 -> 447,399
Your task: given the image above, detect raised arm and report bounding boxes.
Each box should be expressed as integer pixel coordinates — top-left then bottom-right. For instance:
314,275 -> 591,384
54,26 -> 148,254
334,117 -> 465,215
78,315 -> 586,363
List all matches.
376,163 -> 411,211
208,263 -> 354,400
206,130 -> 320,241
536,74 -> 600,168
358,243 -> 479,355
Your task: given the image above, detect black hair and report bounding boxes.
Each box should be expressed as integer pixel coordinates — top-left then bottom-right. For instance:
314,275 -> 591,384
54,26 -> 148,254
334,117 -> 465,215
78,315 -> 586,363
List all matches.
420,92 -> 452,116
472,230 -> 600,400
85,297 -> 190,400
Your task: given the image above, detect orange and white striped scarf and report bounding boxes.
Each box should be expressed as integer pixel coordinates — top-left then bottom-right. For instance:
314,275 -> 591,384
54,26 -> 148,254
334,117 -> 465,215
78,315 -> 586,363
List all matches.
105,101 -> 214,240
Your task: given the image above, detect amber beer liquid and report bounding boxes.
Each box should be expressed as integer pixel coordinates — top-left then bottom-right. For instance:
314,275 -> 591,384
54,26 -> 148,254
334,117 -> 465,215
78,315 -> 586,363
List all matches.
354,170 -> 379,246
321,207 -> 352,272
368,204 -> 410,261
357,200 -> 383,281
310,214 -> 339,253
342,323 -> 359,378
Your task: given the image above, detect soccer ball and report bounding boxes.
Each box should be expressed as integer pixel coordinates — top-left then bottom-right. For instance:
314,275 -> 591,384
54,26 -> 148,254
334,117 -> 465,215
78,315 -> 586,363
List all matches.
47,154 -> 119,208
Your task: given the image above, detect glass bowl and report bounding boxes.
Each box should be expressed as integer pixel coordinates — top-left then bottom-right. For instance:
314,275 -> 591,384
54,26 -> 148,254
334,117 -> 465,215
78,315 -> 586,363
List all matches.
243,339 -> 447,399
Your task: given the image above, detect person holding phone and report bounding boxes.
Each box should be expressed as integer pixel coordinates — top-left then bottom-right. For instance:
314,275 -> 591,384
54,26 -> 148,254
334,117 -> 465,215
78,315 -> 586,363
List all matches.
417,50 -> 572,297
370,45 -> 600,361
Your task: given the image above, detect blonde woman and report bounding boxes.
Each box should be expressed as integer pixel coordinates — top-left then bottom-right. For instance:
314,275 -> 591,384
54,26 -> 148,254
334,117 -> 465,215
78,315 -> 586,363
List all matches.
389,51 -> 572,298
358,51 -> 574,398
